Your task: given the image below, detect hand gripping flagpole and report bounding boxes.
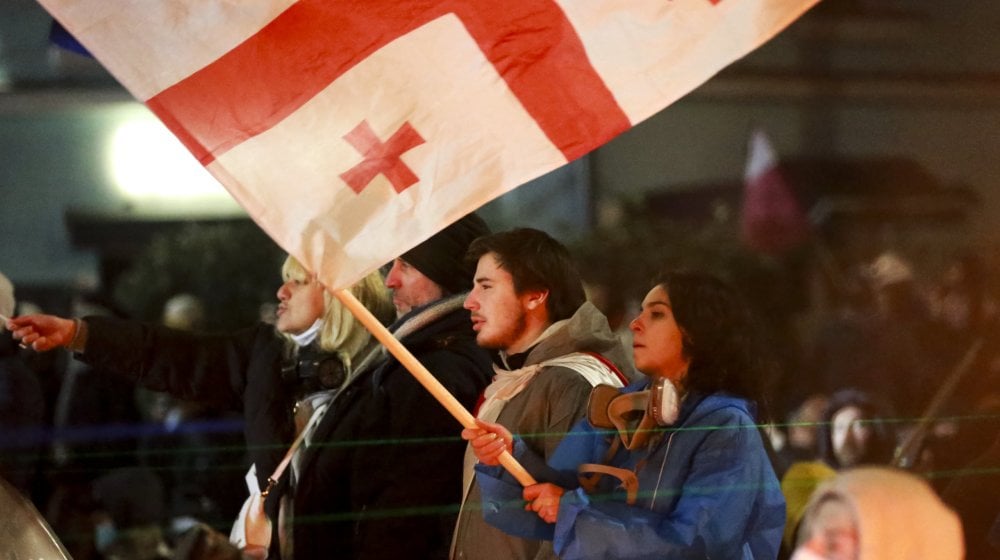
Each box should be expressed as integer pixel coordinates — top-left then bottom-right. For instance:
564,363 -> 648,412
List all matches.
333,288 -> 537,487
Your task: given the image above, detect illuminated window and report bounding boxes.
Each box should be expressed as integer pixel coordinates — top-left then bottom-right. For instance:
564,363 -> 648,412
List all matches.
108,107 -> 241,213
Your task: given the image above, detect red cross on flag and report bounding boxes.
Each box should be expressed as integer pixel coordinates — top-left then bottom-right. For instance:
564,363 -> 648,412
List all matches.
38,0 -> 819,290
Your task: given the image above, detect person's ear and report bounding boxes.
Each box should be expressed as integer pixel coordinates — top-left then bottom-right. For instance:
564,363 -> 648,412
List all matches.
524,290 -> 548,312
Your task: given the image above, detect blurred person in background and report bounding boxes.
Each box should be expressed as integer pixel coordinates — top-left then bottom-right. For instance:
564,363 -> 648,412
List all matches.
774,394 -> 834,556
864,252 -> 937,420
780,388 -> 897,555
772,393 -> 830,478
134,293 -> 246,543
815,389 -> 897,472
791,467 -> 963,560
46,293 -> 143,560
0,271 -> 45,496
925,253 -> 999,443
929,253 -> 997,350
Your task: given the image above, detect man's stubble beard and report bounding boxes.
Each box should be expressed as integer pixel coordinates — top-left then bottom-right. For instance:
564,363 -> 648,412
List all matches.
477,311 -> 527,352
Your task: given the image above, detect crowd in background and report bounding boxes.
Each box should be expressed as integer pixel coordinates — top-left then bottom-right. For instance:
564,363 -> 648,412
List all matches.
1,288 -> 247,558
771,250 -> 1000,558
1,241 -> 998,559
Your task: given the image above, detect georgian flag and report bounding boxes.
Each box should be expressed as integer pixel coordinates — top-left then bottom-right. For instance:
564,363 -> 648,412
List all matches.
38,0 -> 819,290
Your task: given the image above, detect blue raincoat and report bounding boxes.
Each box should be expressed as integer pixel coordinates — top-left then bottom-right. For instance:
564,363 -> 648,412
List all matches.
474,384 -> 785,559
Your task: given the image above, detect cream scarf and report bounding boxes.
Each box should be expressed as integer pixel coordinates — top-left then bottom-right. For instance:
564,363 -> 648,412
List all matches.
461,351 -> 625,496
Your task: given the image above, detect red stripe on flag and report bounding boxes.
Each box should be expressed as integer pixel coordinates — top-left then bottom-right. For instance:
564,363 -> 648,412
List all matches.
147,0 -> 630,166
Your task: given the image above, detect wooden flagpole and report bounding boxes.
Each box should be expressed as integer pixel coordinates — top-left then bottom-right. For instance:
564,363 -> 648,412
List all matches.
333,288 -> 537,486
892,337 -> 984,469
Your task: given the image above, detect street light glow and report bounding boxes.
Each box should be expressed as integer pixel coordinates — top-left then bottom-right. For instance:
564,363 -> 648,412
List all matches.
109,113 -> 238,210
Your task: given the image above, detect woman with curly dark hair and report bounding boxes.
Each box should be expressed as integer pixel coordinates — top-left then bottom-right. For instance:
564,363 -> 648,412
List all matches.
463,271 -> 786,559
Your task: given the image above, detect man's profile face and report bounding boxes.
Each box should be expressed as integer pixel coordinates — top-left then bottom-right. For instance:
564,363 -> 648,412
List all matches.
384,258 -> 444,317
464,253 -> 531,351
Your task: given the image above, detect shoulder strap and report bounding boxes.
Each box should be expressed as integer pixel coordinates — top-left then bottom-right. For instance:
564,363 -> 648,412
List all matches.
261,402 -> 323,496
577,462 -> 639,506
261,433 -> 304,498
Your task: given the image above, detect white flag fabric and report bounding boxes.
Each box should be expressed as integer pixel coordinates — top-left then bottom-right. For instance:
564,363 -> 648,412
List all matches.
38,0 -> 819,289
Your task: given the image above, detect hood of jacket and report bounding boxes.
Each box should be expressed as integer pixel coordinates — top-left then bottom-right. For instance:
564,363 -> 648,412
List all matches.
519,301 -> 631,376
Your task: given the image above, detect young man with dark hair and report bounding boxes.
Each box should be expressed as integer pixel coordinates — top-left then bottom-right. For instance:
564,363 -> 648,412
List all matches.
451,228 -> 630,560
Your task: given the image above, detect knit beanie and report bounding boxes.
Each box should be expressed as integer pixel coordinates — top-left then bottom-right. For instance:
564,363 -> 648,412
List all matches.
401,213 -> 490,295
0,271 -> 14,320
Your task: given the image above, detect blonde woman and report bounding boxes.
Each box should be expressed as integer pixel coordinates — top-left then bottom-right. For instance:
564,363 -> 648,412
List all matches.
13,213 -> 496,560
8,257 -> 394,556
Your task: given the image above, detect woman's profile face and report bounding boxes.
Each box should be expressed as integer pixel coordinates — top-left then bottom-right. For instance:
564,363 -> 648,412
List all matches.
830,405 -> 872,468
629,284 -> 689,383
274,274 -> 325,335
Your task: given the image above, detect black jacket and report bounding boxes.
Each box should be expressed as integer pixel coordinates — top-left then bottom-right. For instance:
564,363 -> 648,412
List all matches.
81,317 -> 293,498
291,296 -> 491,559
80,295 -> 491,559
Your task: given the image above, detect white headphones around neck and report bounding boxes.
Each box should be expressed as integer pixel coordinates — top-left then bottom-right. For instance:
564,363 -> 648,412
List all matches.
649,376 -> 680,426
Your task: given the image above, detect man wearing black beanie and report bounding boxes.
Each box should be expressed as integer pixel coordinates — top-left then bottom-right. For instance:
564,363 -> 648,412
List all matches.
282,212 -> 495,560
390,213 -> 491,315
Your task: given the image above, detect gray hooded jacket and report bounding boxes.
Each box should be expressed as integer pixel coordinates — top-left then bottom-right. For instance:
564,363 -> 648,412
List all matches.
452,302 -> 631,560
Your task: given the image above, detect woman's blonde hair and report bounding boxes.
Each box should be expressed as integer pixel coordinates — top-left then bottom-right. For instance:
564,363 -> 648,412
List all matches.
280,256 -> 395,372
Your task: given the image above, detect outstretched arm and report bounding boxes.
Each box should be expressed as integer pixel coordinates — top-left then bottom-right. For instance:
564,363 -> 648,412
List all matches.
7,314 -> 80,352
13,313 -> 268,409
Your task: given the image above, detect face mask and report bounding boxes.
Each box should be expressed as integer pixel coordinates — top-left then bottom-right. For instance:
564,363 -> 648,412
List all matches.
587,378 -> 681,450
290,318 -> 324,347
